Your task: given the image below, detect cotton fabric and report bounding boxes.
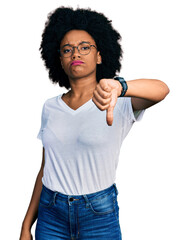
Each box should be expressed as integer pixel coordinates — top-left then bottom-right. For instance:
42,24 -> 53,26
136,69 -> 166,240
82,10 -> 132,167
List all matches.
37,94 -> 144,195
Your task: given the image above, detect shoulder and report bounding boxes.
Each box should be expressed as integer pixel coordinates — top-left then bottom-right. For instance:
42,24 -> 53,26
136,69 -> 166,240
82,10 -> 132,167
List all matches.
117,97 -> 131,104
116,97 -> 132,112
43,94 -> 61,107
116,97 -> 145,122
114,97 -> 133,120
40,94 -> 62,117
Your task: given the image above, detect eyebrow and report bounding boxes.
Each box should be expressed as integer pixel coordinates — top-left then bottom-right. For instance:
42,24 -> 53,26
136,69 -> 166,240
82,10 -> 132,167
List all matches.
60,41 -> 91,48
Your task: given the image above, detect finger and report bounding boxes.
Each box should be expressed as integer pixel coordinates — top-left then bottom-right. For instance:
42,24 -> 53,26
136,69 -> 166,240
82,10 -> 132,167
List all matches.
93,89 -> 111,106
96,84 -> 112,99
106,106 -> 114,126
92,96 -> 110,111
106,90 -> 118,126
99,79 -> 111,92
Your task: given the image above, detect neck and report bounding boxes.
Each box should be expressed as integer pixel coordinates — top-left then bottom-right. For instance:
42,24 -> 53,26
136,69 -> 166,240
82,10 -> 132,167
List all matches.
68,76 -> 97,98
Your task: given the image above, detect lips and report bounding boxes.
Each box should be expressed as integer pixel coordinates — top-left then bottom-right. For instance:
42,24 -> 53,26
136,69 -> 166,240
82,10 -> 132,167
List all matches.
71,60 -> 84,66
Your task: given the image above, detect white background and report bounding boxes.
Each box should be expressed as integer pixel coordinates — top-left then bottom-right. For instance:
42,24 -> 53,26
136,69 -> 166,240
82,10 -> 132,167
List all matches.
1,0 -> 188,239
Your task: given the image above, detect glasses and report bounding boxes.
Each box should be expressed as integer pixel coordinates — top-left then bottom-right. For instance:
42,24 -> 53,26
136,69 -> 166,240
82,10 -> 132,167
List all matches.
59,41 -> 97,58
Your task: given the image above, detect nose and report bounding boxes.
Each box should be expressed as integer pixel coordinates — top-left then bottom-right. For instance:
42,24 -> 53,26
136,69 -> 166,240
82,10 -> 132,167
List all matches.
71,46 -> 81,59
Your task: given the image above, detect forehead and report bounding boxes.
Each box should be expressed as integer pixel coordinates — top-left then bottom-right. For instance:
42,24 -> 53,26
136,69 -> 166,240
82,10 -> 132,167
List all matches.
60,30 -> 95,46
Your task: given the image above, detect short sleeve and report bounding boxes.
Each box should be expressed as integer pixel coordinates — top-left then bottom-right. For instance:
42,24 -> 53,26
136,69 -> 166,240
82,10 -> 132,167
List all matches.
37,103 -> 46,140
117,97 -> 145,123
116,97 -> 145,141
128,97 -> 145,122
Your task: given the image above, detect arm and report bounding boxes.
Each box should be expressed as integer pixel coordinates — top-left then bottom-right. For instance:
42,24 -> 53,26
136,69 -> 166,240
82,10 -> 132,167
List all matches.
125,79 -> 170,111
92,78 -> 170,125
20,147 -> 45,239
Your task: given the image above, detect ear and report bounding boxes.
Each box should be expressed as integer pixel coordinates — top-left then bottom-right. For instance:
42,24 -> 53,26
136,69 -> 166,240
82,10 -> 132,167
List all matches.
97,51 -> 102,64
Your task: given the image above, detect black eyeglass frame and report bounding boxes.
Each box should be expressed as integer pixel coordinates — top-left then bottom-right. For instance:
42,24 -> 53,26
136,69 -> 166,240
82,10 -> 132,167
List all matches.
58,41 -> 97,58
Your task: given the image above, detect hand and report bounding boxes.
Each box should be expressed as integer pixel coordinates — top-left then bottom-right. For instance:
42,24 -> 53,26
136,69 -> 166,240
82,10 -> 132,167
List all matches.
92,78 -> 122,126
19,228 -> 33,240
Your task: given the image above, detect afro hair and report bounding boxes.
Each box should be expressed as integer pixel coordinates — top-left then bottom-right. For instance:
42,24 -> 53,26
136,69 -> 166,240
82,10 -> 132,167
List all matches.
40,6 -> 123,89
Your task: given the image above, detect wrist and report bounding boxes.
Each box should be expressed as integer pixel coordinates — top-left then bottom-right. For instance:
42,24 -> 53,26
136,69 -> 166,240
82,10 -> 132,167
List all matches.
114,76 -> 128,97
116,81 -> 122,97
21,221 -> 32,231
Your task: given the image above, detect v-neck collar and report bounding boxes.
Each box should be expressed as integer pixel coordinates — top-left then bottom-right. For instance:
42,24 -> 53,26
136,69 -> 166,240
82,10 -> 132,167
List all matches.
58,94 -> 94,115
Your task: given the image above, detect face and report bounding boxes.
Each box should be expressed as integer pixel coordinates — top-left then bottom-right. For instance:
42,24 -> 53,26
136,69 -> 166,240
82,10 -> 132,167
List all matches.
60,30 -> 102,80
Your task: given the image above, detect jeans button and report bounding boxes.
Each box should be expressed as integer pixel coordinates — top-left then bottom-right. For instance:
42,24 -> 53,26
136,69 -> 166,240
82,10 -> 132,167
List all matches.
69,197 -> 74,202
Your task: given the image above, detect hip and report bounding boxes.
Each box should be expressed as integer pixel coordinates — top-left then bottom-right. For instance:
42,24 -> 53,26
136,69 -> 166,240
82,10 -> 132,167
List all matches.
36,183 -> 122,239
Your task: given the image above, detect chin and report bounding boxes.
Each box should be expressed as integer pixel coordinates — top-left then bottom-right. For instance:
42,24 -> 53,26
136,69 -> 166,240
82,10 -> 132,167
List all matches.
69,71 -> 97,80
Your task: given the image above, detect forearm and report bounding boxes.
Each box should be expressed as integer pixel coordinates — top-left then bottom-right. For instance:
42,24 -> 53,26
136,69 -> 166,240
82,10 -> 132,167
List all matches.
125,79 -> 170,102
21,168 -> 43,231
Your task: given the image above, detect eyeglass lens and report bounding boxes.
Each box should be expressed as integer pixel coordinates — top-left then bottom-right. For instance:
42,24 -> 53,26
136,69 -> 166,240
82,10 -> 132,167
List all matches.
61,42 -> 91,57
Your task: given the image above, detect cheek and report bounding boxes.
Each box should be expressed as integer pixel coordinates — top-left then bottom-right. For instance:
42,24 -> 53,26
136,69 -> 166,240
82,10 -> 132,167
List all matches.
60,59 -> 69,71
88,55 -> 99,68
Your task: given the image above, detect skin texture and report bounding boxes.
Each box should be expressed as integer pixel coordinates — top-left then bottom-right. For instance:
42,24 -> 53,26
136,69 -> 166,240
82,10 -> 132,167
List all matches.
59,30 -> 103,112
60,30 -> 102,80
59,30 -> 169,126
20,29 -> 169,239
92,78 -> 170,125
20,148 -> 45,240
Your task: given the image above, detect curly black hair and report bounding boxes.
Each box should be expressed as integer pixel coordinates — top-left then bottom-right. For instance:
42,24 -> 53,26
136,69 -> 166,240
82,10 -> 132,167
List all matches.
40,6 -> 122,89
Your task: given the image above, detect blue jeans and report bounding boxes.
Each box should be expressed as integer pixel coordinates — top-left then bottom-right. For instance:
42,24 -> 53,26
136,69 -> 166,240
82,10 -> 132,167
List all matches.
35,184 -> 122,239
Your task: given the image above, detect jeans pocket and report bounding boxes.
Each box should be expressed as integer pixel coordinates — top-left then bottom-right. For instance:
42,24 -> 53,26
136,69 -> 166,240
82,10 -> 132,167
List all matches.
39,187 -> 54,208
89,192 -> 116,215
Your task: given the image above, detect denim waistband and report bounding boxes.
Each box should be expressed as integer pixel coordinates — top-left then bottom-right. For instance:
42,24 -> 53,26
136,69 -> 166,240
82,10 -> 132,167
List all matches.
42,184 -> 119,204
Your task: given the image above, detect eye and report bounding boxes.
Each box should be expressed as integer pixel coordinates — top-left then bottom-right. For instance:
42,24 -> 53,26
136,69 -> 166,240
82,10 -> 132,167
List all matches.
79,43 -> 91,53
81,46 -> 90,50
60,45 -> 73,56
63,48 -> 72,54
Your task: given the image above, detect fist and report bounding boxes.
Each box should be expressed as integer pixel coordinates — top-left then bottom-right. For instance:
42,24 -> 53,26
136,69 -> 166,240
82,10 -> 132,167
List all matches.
92,78 -> 122,126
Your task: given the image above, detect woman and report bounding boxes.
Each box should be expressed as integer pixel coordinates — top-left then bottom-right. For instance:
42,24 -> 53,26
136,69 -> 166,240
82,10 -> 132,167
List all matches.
20,6 -> 169,240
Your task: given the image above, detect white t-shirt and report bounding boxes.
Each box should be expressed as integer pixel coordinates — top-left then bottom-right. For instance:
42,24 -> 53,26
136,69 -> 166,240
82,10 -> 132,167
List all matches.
37,94 -> 144,195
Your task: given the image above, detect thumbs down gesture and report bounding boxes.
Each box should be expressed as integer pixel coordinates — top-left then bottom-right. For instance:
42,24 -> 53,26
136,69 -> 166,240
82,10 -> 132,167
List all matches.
92,78 -> 122,126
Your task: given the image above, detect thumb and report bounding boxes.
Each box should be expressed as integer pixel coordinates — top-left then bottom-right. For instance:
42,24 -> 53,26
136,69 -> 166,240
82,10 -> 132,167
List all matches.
106,106 -> 114,126
106,91 -> 117,126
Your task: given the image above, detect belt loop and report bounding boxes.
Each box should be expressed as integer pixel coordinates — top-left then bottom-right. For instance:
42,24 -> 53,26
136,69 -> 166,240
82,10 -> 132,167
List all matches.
113,183 -> 119,195
53,192 -> 58,205
83,195 -> 90,208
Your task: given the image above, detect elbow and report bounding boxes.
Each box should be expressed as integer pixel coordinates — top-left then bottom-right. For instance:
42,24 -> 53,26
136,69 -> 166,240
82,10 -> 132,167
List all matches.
162,82 -> 170,100
158,80 -> 170,101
